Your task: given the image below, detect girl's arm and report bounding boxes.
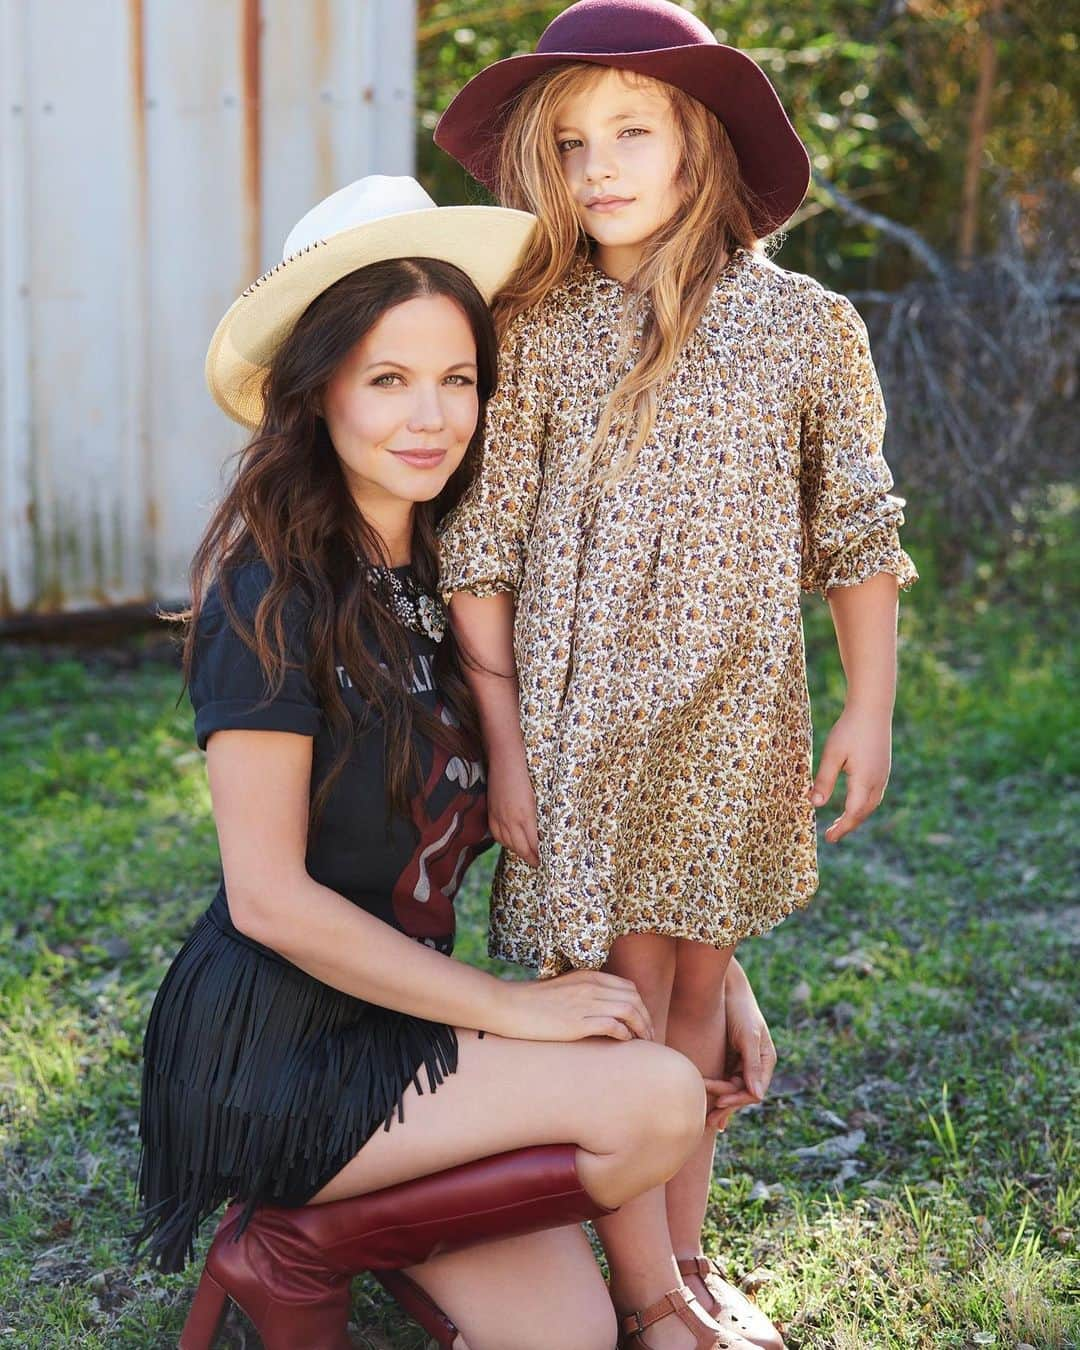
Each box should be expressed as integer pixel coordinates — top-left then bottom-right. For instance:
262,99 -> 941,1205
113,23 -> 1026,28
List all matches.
438,312 -> 550,868
449,591 -> 539,867
808,571 -> 900,842
206,727 -> 638,1038
798,290 -> 916,842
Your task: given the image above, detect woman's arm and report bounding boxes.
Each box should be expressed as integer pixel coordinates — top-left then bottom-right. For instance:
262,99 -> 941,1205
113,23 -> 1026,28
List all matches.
207,727 -> 643,1039
703,958 -> 778,1130
448,591 -> 539,867
808,571 -> 900,842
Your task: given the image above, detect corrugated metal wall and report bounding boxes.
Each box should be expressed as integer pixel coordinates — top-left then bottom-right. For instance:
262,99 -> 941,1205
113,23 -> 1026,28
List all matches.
0,0 -> 416,621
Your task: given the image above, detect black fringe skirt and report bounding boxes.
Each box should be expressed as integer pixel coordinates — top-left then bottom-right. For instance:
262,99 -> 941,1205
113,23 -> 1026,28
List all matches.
135,899 -> 458,1274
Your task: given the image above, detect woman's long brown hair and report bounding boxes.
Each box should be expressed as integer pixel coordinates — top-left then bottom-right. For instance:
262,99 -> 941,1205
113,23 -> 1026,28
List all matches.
180,258 -> 496,821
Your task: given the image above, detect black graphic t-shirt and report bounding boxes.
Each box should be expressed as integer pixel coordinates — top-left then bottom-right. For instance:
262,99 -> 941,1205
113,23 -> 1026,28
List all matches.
190,560 -> 492,955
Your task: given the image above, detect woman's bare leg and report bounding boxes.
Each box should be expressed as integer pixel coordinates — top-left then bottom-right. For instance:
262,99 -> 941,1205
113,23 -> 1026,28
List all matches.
664,940 -> 737,1313
403,1223 -> 617,1350
311,1030 -> 704,1212
309,1030 -> 703,1349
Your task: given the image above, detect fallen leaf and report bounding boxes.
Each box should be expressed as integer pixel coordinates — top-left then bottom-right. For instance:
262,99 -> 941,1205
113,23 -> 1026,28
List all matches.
821,1001 -> 858,1028
793,1129 -> 866,1160
739,1267 -> 776,1295
832,951 -> 876,976
768,1072 -> 814,1097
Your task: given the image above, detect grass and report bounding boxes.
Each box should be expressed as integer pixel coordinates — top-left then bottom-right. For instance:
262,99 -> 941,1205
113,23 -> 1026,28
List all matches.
1,506 -> 1077,1348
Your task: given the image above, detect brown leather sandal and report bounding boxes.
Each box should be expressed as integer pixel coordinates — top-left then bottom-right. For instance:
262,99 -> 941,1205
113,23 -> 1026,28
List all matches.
678,1258 -> 786,1350
618,1287 -> 757,1349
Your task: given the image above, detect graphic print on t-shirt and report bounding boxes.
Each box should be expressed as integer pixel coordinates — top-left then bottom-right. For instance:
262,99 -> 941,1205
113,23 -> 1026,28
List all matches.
392,706 -> 490,949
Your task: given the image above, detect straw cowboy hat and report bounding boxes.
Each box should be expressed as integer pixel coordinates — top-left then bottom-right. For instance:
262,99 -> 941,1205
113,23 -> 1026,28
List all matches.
434,0 -> 810,237
206,175 -> 537,427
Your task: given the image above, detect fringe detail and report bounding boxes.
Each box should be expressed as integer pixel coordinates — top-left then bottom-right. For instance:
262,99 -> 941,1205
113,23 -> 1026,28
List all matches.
133,910 -> 458,1274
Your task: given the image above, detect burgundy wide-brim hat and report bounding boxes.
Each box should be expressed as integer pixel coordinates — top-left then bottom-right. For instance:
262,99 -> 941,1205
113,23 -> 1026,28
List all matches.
434,0 -> 811,237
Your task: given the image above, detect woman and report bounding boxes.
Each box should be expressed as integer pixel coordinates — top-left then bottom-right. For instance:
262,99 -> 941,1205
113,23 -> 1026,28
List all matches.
136,176 -> 773,1350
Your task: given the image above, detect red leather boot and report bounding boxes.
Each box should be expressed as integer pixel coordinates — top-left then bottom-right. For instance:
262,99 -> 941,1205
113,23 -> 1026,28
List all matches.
180,1143 -> 610,1350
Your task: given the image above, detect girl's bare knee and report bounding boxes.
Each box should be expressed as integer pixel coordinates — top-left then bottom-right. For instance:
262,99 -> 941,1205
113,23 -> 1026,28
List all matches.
669,943 -> 736,1020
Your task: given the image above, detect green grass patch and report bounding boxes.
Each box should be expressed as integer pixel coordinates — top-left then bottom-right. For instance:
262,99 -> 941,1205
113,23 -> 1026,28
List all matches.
1,516 -> 1077,1347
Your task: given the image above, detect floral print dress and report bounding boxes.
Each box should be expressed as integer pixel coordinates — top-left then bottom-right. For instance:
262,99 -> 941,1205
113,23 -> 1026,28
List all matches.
440,247 -> 917,977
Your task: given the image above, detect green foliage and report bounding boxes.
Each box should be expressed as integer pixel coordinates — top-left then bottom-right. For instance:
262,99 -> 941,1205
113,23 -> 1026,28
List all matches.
0,516 -> 1077,1346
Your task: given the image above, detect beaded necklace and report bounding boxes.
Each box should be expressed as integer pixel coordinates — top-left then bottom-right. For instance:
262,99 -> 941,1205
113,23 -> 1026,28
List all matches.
363,564 -> 447,644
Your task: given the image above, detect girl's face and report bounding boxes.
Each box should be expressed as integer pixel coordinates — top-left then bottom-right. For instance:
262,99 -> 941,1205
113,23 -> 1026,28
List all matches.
322,293 -> 479,513
554,69 -> 684,279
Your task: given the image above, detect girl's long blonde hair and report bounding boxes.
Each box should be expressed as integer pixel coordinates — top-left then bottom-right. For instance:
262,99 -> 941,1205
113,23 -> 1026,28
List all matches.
493,64 -> 763,473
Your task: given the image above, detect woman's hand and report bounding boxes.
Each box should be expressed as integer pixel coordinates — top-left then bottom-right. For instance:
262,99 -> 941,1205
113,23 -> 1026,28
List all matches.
808,702 -> 892,843
704,959 -> 777,1131
486,739 -> 540,867
491,970 -> 655,1044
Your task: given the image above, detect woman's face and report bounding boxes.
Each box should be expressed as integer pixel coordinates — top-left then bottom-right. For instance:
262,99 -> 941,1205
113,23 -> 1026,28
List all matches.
554,69 -> 684,277
322,293 -> 479,511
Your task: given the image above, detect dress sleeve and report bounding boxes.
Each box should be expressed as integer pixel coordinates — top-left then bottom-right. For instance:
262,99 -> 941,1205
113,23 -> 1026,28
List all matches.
799,290 -> 918,597
189,561 -> 323,750
438,309 -> 547,601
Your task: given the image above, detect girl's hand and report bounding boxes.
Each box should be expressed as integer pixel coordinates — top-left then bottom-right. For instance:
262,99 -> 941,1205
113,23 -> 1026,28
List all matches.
486,742 -> 540,866
491,970 -> 655,1044
704,959 -> 777,1130
808,703 -> 892,843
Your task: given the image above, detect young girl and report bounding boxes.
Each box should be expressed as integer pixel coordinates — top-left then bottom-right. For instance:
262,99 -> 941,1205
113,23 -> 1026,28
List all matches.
136,175 -> 734,1350
435,3 -> 918,1348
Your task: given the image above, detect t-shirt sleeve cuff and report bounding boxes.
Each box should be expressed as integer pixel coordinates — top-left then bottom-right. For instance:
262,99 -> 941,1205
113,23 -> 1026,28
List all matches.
195,700 -> 323,750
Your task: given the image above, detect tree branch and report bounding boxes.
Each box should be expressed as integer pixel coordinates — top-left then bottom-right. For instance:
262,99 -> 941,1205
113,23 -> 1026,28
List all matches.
812,173 -> 951,283
959,0 -> 1005,263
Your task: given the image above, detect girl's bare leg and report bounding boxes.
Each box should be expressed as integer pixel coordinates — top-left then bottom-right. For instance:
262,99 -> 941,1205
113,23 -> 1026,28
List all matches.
596,933 -> 728,1349
664,940 -> 737,1313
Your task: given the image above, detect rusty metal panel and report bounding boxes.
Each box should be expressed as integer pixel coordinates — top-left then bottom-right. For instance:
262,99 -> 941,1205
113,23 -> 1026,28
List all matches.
142,0 -> 257,600
2,0 -> 149,614
0,0 -> 417,621
0,0 -> 34,617
259,0 -> 414,300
